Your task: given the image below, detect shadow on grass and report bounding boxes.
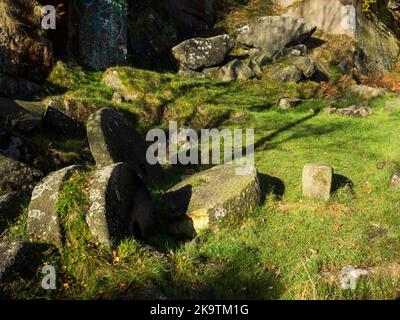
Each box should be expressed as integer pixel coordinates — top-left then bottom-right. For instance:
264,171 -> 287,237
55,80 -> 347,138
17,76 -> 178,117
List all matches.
259,173 -> 285,200
331,173 -> 354,194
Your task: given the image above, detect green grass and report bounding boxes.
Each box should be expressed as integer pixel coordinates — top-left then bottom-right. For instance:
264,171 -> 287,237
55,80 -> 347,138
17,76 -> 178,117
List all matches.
3,63 -> 400,300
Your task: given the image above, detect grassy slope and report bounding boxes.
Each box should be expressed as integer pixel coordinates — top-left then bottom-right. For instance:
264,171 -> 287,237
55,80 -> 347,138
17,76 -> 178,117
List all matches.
2,61 -> 400,299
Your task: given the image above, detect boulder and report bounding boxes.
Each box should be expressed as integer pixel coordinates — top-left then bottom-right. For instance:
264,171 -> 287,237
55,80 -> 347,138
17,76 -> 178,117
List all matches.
218,59 -> 257,81
0,74 -> 41,97
102,68 -> 139,102
283,0 -> 357,37
302,163 -> 333,201
336,105 -> 373,117
0,241 -> 56,286
278,97 -> 303,110
350,85 -> 387,99
291,56 -> 317,78
86,108 -> 163,185
172,34 -> 235,71
68,0 -> 127,70
270,65 -> 304,83
164,165 -> 262,238
87,163 -> 155,248
27,165 -> 83,245
42,107 -> 85,139
236,16 -> 317,57
0,154 -> 42,193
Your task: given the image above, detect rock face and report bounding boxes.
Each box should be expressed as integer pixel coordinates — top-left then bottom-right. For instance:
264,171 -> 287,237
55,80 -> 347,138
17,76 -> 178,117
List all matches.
42,107 -> 85,139
164,165 -> 262,238
218,59 -> 257,81
0,155 -> 42,193
283,0 -> 357,37
270,65 -> 304,83
172,34 -> 235,71
87,163 -> 155,248
68,0 -> 127,70
302,163 -> 333,201
350,85 -> 386,99
27,165 -> 82,245
236,16 -> 317,57
86,108 -> 163,185
0,0 -> 53,96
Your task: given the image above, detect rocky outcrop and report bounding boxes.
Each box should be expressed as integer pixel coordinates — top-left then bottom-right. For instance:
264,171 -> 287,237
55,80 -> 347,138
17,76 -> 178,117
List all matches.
236,16 -> 317,57
87,163 -> 155,248
27,165 -> 83,245
86,108 -> 163,185
164,165 -> 262,238
0,0 -> 54,96
68,0 -> 127,70
172,34 -> 235,71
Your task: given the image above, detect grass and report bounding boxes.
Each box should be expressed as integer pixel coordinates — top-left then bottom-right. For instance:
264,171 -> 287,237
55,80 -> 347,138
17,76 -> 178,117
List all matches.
3,59 -> 400,299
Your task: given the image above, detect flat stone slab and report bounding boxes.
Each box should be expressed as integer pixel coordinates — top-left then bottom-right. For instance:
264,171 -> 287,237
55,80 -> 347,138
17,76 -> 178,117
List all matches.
27,165 -> 83,245
164,164 -> 262,237
87,163 -> 155,248
86,108 -> 163,185
302,163 -> 333,201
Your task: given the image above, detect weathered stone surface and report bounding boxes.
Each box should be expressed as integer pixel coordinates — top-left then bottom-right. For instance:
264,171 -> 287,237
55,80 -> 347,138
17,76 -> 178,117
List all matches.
236,16 -> 316,57
164,165 -> 262,238
351,85 -> 386,99
278,97 -> 302,110
389,172 -> 400,189
283,0 -> 357,37
87,163 -> 155,248
86,108 -> 163,185
0,155 -> 42,193
68,0 -> 127,71
291,56 -> 317,78
0,241 -> 56,286
0,74 -> 41,97
270,65 -> 303,83
302,163 -> 333,201
337,105 -> 373,117
172,34 -> 235,71
27,165 -> 83,245
217,59 -> 257,81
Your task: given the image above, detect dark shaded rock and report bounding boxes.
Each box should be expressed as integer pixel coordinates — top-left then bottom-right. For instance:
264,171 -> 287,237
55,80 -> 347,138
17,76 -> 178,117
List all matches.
0,74 -> 41,97
87,163 -> 155,248
0,241 -> 57,286
0,154 -> 42,193
0,191 -> 28,219
27,165 -> 83,245
291,56 -> 317,78
270,65 -> 303,83
43,107 -> 85,139
86,108 -> 163,185
172,34 -> 235,71
236,16 -> 316,57
0,130 -> 34,163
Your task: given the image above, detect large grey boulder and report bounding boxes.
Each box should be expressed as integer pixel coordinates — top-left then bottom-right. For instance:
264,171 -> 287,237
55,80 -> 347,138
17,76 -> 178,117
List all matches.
236,16 -> 317,57
0,154 -> 42,193
270,65 -> 304,83
27,165 -> 83,245
164,164 -> 262,238
218,59 -> 257,81
86,108 -> 163,185
172,34 -> 235,71
87,163 -> 155,248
